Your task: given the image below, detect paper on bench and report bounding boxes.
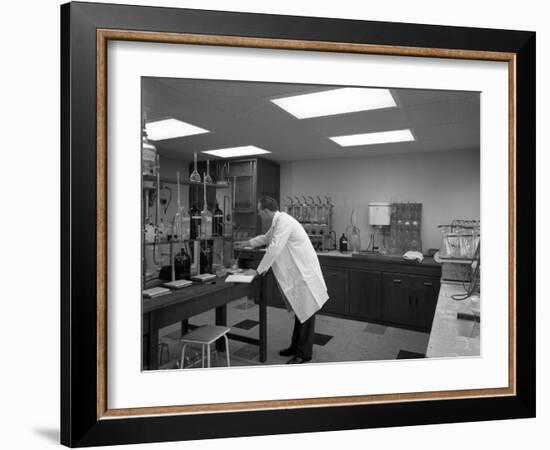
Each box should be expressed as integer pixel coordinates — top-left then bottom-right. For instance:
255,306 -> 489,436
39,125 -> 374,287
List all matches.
225,274 -> 255,283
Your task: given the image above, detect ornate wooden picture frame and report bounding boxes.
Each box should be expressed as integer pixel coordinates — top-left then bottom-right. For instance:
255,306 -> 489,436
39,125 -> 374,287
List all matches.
61,2 -> 535,446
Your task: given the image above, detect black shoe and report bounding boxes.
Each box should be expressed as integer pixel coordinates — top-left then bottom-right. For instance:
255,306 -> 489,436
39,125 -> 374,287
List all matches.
279,347 -> 297,357
286,355 -> 312,364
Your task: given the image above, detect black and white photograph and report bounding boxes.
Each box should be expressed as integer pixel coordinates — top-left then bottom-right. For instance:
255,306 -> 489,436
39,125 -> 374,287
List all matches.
141,77 -> 481,371
0,0 -> 544,446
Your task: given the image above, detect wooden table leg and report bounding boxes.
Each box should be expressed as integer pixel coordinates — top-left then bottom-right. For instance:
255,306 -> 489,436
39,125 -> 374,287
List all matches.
148,314 -> 159,370
142,334 -> 149,370
258,279 -> 267,362
142,313 -> 149,369
215,304 -> 227,352
181,319 -> 189,337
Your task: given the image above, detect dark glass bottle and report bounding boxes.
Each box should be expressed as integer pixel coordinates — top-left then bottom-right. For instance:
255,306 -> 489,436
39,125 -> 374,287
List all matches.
339,233 -> 348,252
200,243 -> 212,274
190,203 -> 201,240
174,246 -> 191,279
213,203 -> 224,236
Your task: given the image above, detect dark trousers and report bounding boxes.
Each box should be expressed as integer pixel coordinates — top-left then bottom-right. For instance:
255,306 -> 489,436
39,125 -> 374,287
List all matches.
290,313 -> 316,360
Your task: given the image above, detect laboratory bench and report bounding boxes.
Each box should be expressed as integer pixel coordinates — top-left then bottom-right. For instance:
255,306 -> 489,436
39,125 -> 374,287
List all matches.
238,249 -> 442,333
426,283 -> 480,357
142,275 -> 265,370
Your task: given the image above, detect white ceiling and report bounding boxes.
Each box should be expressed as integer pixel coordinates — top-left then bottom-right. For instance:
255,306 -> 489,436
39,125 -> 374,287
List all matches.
142,77 -> 480,163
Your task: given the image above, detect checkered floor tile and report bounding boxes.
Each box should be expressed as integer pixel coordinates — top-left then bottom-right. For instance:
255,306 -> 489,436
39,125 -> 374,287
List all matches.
313,332 -> 333,346
396,350 -> 425,359
232,319 -> 259,330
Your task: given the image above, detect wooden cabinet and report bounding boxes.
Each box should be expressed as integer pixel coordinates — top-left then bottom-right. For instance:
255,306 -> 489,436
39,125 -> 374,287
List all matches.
382,274 -> 415,326
349,270 -> 382,321
228,160 -> 256,211
382,274 -> 440,331
410,276 -> 440,330
321,267 -> 348,315
238,251 -> 441,331
210,158 -> 280,236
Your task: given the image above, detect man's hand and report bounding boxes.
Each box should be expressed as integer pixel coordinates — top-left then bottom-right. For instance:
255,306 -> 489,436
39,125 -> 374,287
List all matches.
244,269 -> 259,278
233,240 -> 251,249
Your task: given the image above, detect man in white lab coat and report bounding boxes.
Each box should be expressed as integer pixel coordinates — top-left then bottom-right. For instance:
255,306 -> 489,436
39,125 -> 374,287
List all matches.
236,196 -> 329,364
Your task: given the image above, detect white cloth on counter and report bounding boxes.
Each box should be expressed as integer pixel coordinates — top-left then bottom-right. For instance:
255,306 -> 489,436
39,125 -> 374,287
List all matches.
249,211 -> 328,323
403,251 -> 424,262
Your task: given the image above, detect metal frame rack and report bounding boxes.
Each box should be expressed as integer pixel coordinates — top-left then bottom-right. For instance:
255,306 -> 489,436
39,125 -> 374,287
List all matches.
284,196 -> 335,251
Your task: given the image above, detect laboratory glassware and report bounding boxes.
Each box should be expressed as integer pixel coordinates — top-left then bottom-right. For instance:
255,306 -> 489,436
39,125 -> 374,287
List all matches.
204,159 -> 213,184
347,210 -> 361,253
213,203 -> 224,236
339,233 -> 348,252
190,152 -> 201,183
174,246 -> 191,279
190,203 -> 201,240
200,175 -> 213,239
142,124 -> 158,176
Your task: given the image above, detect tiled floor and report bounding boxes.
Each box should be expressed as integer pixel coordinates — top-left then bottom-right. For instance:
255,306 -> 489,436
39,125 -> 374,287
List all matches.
155,297 -> 430,370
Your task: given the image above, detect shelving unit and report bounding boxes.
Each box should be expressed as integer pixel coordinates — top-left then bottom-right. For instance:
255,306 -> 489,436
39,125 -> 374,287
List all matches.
144,236 -> 232,246
143,174 -> 230,189
142,156 -> 280,288
191,157 -> 280,238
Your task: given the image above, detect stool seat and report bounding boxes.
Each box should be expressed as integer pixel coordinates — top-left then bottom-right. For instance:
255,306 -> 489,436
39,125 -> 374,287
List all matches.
180,325 -> 231,369
180,325 -> 231,345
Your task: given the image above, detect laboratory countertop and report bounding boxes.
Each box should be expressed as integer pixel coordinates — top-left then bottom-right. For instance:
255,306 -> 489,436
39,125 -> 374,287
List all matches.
426,283 -> 480,358
240,247 -> 438,266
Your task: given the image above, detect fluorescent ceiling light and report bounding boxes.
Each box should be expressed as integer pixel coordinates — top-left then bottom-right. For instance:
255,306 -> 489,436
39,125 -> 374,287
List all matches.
145,118 -> 209,141
271,88 -> 397,119
201,146 -> 271,158
330,129 -> 415,147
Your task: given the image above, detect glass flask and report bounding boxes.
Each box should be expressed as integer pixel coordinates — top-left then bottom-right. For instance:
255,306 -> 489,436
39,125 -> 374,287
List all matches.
204,159 -> 213,184
189,152 -> 201,183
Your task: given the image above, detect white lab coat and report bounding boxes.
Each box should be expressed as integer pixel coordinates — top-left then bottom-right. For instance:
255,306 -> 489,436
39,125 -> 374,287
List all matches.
249,211 -> 328,323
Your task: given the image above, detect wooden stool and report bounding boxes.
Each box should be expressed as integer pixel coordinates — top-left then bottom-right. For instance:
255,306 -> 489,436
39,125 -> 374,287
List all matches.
180,325 -> 231,368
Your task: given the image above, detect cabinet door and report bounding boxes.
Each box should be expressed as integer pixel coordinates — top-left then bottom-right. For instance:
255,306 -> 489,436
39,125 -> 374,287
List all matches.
321,267 -> 348,315
228,160 -> 255,177
233,176 -> 255,210
228,159 -> 256,211
382,274 -> 414,326
349,270 -> 382,321
228,161 -> 256,238
410,276 -> 440,330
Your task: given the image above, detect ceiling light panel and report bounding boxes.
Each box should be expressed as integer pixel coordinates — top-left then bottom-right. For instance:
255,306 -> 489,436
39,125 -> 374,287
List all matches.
145,118 -> 209,141
330,129 -> 415,147
271,87 -> 397,119
201,146 -> 271,158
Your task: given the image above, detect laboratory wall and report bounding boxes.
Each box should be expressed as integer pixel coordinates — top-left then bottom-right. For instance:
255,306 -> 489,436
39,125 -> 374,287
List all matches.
280,148 -> 480,251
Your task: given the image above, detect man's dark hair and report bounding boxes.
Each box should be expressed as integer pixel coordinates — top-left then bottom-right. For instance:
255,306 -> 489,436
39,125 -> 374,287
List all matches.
258,195 -> 279,212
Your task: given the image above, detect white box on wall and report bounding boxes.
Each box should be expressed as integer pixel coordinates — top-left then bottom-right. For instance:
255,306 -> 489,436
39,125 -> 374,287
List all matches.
368,202 -> 391,226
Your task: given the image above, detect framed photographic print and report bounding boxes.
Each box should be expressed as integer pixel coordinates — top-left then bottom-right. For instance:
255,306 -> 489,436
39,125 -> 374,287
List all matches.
61,1 -> 536,447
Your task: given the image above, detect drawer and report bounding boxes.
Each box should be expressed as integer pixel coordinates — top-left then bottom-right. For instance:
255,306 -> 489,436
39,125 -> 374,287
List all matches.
409,276 -> 440,290
382,273 -> 414,289
322,267 -> 349,281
